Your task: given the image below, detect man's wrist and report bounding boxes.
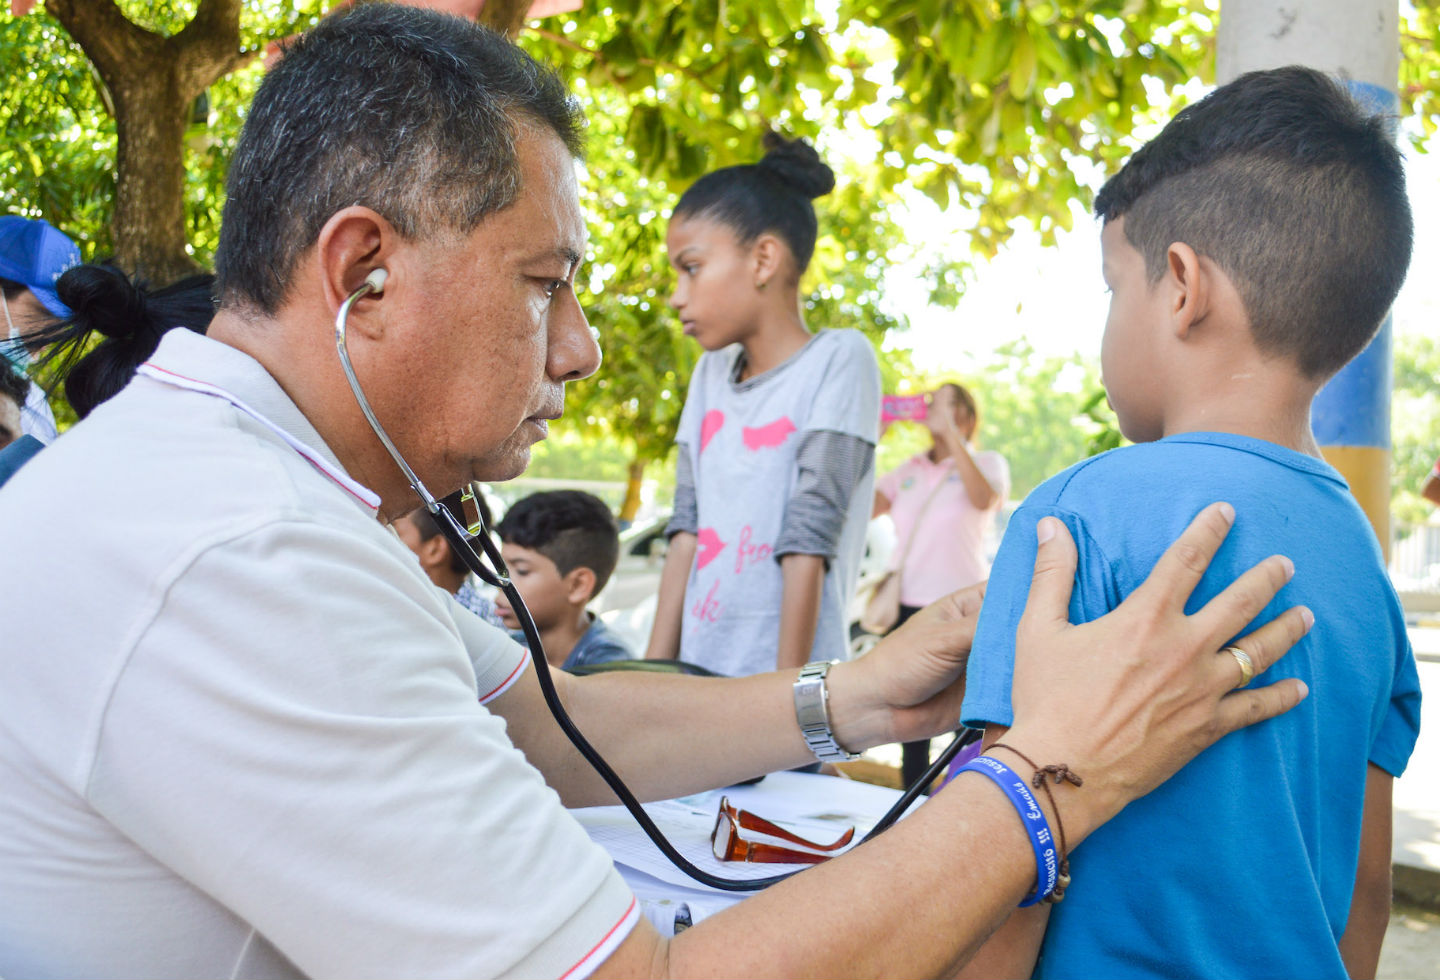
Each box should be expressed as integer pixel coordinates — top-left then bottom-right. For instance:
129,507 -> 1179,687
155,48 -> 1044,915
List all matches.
987,728 -> 1113,848
819,659 -> 891,752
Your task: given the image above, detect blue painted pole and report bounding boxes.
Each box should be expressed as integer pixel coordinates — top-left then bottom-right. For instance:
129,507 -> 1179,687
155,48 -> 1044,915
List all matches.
1217,1 -> 1399,558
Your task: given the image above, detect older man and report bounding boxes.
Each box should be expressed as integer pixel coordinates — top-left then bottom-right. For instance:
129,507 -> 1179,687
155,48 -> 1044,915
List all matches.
0,7 -> 1309,979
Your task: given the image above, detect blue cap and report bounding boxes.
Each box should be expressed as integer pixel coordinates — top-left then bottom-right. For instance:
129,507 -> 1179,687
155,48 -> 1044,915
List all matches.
0,217 -> 80,319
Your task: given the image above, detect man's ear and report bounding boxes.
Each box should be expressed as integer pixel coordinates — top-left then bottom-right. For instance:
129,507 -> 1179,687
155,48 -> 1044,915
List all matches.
314,206 -> 396,340
1163,242 -> 1210,342
563,566 -> 598,607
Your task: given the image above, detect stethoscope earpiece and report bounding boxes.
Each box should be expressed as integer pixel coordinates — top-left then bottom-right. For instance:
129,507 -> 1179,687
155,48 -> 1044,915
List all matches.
364,267 -> 388,295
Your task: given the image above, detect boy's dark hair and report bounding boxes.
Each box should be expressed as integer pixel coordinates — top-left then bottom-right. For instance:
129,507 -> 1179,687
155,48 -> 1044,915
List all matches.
406,489 -> 494,575
1094,66 -> 1412,380
26,264 -> 215,419
214,4 -> 584,315
672,132 -> 835,273
495,490 -> 620,597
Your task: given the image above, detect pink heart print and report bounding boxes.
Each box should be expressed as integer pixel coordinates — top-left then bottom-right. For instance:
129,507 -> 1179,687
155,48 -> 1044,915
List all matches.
695,527 -> 727,570
700,410 -> 725,451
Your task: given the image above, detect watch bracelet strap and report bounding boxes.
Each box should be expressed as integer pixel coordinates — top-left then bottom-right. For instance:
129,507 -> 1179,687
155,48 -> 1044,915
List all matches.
794,660 -> 859,763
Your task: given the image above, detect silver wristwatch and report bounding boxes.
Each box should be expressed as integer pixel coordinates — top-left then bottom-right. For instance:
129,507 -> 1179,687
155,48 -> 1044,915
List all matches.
793,660 -> 859,763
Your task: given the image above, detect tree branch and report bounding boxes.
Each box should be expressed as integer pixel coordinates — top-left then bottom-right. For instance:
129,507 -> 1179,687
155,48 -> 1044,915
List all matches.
43,0 -> 154,82
477,0 -> 530,39
174,0 -> 248,98
531,26 -> 731,106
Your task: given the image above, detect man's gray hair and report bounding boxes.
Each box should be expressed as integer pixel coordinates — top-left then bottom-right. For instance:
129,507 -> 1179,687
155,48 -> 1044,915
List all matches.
214,4 -> 584,315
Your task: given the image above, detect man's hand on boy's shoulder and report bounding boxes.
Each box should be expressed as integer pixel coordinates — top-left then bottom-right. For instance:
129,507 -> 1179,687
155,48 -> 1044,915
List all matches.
836,580 -> 985,745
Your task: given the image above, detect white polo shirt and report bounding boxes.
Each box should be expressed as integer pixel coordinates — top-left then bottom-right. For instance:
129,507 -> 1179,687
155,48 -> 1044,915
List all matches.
0,331 -> 636,979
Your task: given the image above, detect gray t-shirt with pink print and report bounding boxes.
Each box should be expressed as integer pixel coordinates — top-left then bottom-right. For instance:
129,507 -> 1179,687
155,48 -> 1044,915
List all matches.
670,329 -> 880,677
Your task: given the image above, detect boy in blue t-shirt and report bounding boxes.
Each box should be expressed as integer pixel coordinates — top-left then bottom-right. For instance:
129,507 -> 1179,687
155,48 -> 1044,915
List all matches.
959,67 -> 1422,979
493,490 -> 634,672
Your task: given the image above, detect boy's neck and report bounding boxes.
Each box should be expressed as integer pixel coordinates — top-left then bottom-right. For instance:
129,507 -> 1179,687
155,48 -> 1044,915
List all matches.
541,607 -> 594,669
1157,360 -> 1322,456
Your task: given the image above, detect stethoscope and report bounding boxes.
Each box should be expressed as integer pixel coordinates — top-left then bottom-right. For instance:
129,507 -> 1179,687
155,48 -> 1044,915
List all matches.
336,270 -> 978,891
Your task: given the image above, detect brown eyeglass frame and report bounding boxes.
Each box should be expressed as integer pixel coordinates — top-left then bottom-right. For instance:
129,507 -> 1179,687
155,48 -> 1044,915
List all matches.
710,796 -> 856,865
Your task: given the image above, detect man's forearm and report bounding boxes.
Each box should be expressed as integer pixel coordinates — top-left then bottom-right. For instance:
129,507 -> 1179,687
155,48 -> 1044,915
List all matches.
599,725 -> 1124,980
661,767 -> 1057,977
498,666 -> 821,806
495,579 -> 990,807
491,606 -> 979,808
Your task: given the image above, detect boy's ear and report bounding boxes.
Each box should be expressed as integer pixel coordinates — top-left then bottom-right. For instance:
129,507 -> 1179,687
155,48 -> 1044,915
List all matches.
562,566 -> 598,607
1163,242 -> 1211,342
417,534 -> 450,572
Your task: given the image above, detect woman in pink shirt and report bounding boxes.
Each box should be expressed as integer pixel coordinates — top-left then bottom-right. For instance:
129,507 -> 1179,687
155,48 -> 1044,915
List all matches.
873,382 -> 1010,787
1422,456 -> 1440,507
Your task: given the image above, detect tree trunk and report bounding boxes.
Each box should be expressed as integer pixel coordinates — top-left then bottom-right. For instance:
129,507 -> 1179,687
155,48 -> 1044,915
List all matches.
110,71 -> 193,283
45,0 -> 252,283
619,458 -> 646,525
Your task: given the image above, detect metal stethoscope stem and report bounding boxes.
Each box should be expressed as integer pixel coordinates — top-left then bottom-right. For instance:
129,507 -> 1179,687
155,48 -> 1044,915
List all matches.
335,273 -> 974,891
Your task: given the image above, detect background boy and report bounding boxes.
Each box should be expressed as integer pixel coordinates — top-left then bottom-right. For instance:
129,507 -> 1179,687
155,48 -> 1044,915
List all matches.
493,489 -> 633,671
392,491 -> 507,629
959,67 -> 1421,979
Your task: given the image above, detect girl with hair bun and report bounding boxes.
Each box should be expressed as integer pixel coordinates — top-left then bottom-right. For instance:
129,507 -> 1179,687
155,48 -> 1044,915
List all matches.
0,264 -> 215,486
644,133 -> 882,684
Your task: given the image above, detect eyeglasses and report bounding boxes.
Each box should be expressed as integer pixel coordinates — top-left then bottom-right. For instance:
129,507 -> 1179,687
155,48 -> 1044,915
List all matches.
710,796 -> 855,865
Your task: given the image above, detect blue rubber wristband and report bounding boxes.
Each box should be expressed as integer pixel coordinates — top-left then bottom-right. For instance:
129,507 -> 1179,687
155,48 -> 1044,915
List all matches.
955,756 -> 1058,906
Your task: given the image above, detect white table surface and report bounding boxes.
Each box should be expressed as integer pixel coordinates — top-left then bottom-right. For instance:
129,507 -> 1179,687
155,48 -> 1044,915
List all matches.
571,771 -> 915,934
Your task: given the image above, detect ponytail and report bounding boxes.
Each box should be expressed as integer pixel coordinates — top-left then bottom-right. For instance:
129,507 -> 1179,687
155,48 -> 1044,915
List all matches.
31,264 -> 215,419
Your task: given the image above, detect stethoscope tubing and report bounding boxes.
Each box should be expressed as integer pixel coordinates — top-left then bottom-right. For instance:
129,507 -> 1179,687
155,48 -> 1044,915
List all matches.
335,279 -> 977,890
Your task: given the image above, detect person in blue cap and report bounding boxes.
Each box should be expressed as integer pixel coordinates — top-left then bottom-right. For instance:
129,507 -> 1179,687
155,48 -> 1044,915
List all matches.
0,261 -> 215,488
0,216 -> 81,445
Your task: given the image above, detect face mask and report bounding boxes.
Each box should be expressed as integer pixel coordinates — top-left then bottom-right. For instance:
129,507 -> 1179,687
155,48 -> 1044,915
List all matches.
2,292 -> 29,370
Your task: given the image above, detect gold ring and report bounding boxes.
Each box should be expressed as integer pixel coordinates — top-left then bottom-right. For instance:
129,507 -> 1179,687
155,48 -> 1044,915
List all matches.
1222,646 -> 1254,689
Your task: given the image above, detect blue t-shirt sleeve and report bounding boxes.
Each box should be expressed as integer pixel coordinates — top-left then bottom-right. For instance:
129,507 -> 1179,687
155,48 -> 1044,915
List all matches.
1370,635 -> 1422,777
960,503 -> 1120,729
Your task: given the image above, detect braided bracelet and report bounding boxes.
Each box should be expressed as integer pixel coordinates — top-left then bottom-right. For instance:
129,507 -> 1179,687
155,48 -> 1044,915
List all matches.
990,743 -> 1082,904
954,756 -> 1058,906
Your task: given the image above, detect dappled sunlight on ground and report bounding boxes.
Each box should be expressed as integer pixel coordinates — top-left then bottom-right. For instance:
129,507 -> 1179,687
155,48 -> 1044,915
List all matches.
1379,904 -> 1440,980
